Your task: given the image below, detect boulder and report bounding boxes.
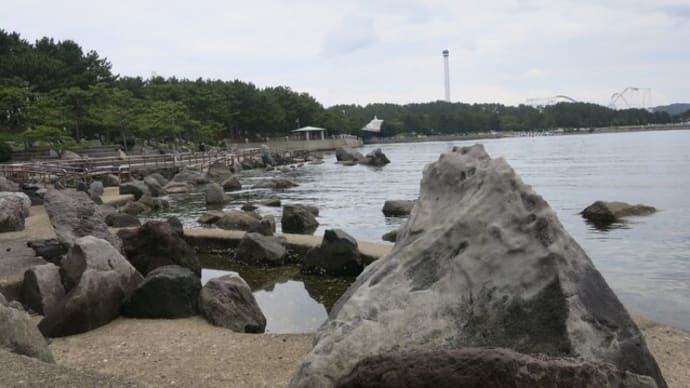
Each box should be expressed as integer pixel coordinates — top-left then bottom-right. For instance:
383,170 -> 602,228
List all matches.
145,172 -> 168,187
0,303 -> 55,363
0,194 -> 28,232
163,181 -> 191,194
248,215 -> 276,236
143,176 -> 167,197
120,201 -> 150,216
215,211 -> 261,231
20,183 -> 46,205
336,348 -> 658,388
0,176 -> 20,192
382,199 -> 415,217
61,236 -> 143,294
282,205 -> 319,234
117,149 -> 127,160
118,180 -> 149,201
27,239 -> 68,264
381,229 -> 398,242
38,269 -> 125,337
21,263 -> 65,316
359,148 -> 390,167
204,182 -> 226,205
221,176 -> 242,191
118,219 -> 201,276
60,150 -> 81,160
171,167 -> 208,186
260,197 -> 281,207
302,229 -> 362,276
288,144 -> 666,388
335,148 -> 364,162
0,191 -> 30,217
138,193 -> 168,211
197,210 -> 226,224
253,178 -> 298,189
105,213 -> 141,228
261,144 -> 276,166
102,174 -> 120,187
199,274 -> 266,333
206,160 -> 233,182
236,233 -> 287,265
241,203 -> 258,211
581,201 -> 657,224
122,265 -> 201,318
87,181 -> 104,203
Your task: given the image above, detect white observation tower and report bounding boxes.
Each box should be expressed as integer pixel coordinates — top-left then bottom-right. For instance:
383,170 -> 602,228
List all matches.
442,50 -> 451,102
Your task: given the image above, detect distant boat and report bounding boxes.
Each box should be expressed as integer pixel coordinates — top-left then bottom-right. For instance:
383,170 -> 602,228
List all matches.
362,116 -> 384,133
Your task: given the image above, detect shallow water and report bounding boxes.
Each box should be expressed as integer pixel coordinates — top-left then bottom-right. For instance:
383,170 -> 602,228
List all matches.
156,130 -> 690,332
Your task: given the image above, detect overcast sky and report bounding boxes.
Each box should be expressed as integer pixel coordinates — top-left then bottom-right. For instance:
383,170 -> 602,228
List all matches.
3,0 -> 689,107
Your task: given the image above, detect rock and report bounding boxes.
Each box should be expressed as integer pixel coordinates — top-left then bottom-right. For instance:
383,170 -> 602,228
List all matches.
341,160 -> 358,166
140,194 -> 169,211
303,229 -> 362,276
253,178 -> 298,189
166,216 -> 184,235
38,269 -> 125,337
120,201 -> 150,216
382,199 -> 415,217
0,191 -> 30,217
88,181 -> 104,203
118,219 -> 201,276
0,194 -> 28,232
199,274 -> 266,333
0,176 -> 20,192
21,263 -> 65,316
221,176 -> 242,191
288,144 -> 666,388
102,174 -> 120,187
60,150 -> 81,160
105,213 -> 141,228
248,215 -> 276,236
359,148 -> 390,167
163,181 -> 191,194
197,211 -> 226,224
61,236 -> 143,294
206,160 -> 233,182
20,183 -> 46,205
122,265 -> 201,318
335,148 -> 364,162
27,239 -> 68,263
260,197 -> 281,207
172,167 -> 208,186
44,189 -> 121,250
143,176 -> 167,197
0,293 -> 5,305
310,160 -> 325,165
144,173 -> 168,187
241,203 -> 258,211
282,205 -> 319,234
381,229 -> 398,242
336,348 -> 658,388
261,144 -> 276,166
581,201 -> 657,224
215,211 -> 261,231
118,180 -> 149,201
236,233 -> 287,265
204,183 -> 226,205
0,303 -> 55,363
303,205 -> 319,216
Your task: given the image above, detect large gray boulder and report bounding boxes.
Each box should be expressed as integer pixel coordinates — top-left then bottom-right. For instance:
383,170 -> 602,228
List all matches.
288,144 -> 666,388
0,193 -> 29,232
122,265 -> 201,318
303,229 -> 363,276
336,348 -> 658,388
382,199 -> 415,217
359,148 -> 390,167
197,210 -> 226,224
118,219 -> 201,276
144,172 -> 168,187
21,263 -> 65,316
0,303 -> 55,363
581,201 -> 656,224
171,167 -> 208,186
248,215 -> 276,236
335,148 -> 364,162
118,180 -> 149,201
102,174 -> 120,187
105,212 -> 141,228
215,211 -> 261,231
0,191 -> 31,217
143,176 -> 167,197
0,176 -> 20,192
88,181 -> 104,203
282,205 -> 319,234
43,189 -> 121,250
236,233 -> 287,266
199,274 -> 266,333
204,182 -> 226,205
38,269 -> 125,337
206,160 -> 233,182
61,236 -> 143,294
221,176 -> 242,192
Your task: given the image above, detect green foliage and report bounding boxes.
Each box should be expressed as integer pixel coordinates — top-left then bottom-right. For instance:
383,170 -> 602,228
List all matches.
0,141 -> 12,162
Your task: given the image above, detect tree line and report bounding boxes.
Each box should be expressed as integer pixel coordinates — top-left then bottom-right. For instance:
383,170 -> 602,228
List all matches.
0,29 -> 684,152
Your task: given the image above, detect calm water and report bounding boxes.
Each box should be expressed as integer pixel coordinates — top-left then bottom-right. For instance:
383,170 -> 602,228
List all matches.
158,130 -> 690,332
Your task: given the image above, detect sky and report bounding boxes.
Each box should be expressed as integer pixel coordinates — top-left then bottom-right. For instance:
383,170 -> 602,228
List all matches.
2,0 -> 690,107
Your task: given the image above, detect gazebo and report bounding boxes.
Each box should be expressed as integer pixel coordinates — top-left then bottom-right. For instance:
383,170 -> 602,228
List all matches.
291,126 -> 327,141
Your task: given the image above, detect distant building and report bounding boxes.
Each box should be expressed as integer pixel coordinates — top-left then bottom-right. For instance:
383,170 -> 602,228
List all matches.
291,126 -> 327,141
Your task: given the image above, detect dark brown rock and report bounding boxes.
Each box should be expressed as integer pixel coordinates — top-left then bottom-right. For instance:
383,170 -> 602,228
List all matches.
199,274 -> 266,333
282,205 -> 319,234
122,265 -> 201,318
